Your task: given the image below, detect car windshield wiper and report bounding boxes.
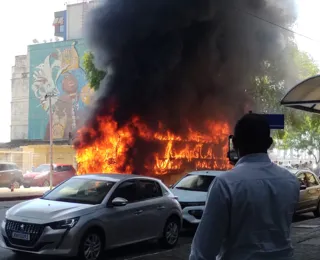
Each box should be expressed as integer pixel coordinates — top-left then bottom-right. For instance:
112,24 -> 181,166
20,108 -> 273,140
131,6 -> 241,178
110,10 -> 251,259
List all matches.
175,187 -> 206,192
54,198 -> 95,205
175,187 -> 194,191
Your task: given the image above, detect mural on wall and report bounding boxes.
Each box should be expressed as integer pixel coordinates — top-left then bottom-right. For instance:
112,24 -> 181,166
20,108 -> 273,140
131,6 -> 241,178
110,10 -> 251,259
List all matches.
29,40 -> 94,140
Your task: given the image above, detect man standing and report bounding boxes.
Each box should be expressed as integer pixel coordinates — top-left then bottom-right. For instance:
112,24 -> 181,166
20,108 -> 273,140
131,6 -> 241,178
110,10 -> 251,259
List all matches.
189,113 -> 300,260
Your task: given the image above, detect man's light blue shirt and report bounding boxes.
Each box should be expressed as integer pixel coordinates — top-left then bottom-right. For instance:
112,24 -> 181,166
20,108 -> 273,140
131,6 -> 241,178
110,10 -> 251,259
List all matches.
189,153 -> 300,260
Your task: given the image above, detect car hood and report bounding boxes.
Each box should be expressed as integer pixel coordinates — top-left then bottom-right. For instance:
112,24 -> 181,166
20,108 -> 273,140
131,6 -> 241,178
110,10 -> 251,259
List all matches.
171,188 -> 207,202
6,199 -> 100,224
24,172 -> 47,178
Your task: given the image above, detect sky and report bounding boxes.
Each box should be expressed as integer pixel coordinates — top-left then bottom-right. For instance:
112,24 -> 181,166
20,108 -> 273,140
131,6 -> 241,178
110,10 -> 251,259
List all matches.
0,0 -> 320,143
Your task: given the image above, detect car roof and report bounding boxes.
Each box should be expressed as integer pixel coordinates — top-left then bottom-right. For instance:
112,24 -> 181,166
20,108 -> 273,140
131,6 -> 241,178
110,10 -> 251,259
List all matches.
0,162 -> 16,165
188,170 -> 225,176
282,167 -> 314,175
74,173 -> 161,183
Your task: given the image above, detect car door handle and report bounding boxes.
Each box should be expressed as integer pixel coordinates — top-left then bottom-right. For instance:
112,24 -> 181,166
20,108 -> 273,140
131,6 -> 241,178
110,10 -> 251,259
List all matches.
157,206 -> 165,210
134,210 -> 143,215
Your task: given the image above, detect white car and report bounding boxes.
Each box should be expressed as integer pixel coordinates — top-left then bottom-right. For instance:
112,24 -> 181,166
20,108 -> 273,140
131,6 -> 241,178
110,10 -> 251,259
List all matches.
170,170 -> 224,225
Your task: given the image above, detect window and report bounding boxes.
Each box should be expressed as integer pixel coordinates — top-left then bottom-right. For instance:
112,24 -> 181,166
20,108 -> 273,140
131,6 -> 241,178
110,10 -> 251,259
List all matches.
34,164 -> 51,172
62,165 -> 73,171
297,173 -> 307,186
305,172 -> 319,187
0,164 -> 9,171
174,174 -> 215,192
60,25 -> 64,33
111,181 -> 139,203
42,178 -> 115,205
55,166 -> 63,172
58,17 -> 64,25
138,180 -> 162,200
52,17 -> 59,25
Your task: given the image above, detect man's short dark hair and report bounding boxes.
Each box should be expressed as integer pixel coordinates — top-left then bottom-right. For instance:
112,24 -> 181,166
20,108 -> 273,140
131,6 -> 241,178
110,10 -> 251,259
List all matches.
233,113 -> 272,153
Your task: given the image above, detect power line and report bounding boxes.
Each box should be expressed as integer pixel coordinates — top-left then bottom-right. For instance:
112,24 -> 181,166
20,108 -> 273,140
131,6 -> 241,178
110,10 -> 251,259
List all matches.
237,7 -> 320,44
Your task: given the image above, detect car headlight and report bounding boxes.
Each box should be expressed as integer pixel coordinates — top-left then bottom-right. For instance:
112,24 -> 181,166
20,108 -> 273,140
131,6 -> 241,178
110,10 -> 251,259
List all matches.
48,217 -> 80,230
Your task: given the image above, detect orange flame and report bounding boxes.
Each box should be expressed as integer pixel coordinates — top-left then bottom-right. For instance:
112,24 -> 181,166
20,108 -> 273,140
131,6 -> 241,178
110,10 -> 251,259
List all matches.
75,116 -> 231,175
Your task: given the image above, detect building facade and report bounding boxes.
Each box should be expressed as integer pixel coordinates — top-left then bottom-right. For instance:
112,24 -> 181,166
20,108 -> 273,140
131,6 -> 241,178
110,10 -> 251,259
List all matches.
11,55 -> 29,140
28,39 -> 93,140
6,0 -> 98,171
54,0 -> 99,41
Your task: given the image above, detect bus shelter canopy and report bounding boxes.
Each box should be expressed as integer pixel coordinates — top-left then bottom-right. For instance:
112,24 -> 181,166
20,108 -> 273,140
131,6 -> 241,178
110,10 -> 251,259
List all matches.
281,75 -> 320,113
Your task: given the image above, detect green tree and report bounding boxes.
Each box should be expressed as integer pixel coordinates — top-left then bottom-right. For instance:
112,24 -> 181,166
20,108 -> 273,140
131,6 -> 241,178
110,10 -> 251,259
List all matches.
282,114 -> 320,163
83,51 -> 106,90
276,44 -> 320,158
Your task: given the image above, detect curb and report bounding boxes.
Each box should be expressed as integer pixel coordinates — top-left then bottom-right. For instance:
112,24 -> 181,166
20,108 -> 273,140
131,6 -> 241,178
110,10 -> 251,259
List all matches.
0,195 -> 43,202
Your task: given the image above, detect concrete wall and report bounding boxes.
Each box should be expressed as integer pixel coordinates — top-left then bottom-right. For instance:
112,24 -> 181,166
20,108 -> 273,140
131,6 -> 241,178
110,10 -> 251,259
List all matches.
11,55 -> 29,140
66,1 -> 100,40
21,145 -> 76,171
67,3 -> 83,40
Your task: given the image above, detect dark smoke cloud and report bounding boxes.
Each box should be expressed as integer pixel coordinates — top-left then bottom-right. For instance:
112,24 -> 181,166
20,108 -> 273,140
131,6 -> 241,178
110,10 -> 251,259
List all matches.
78,0 -> 297,146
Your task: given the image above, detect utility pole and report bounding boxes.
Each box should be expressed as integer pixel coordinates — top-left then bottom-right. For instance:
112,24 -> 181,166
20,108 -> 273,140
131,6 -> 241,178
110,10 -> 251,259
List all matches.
45,93 -> 55,190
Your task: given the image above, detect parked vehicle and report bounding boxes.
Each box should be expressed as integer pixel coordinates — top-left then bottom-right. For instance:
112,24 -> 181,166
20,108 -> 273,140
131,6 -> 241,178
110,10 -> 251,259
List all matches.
171,168 -> 320,227
22,164 -> 76,188
289,168 -> 320,216
1,174 -> 182,260
0,162 -> 23,189
170,170 -> 223,226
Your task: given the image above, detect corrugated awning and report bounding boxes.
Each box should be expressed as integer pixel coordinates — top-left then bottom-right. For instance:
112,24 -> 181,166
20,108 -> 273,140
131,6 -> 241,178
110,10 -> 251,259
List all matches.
281,75 -> 320,113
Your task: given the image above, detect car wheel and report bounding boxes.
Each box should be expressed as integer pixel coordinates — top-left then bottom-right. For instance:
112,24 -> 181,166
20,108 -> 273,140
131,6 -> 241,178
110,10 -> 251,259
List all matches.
159,216 -> 180,249
43,180 -> 50,187
23,184 -> 31,188
79,230 -> 104,260
313,201 -> 320,217
10,181 -> 20,189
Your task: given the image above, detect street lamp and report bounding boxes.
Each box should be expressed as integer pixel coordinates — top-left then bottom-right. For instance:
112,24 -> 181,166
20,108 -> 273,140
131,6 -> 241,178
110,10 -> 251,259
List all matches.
45,93 -> 55,190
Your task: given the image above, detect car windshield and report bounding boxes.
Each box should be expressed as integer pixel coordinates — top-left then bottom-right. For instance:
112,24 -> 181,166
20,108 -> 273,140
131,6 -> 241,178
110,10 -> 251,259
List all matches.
174,174 -> 215,192
42,178 -> 116,205
34,164 -> 51,172
0,164 -> 7,171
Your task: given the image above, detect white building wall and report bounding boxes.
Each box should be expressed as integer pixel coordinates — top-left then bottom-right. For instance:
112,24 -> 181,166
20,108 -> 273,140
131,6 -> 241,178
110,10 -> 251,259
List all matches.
66,1 -> 100,40
11,55 -> 29,140
67,3 -> 83,40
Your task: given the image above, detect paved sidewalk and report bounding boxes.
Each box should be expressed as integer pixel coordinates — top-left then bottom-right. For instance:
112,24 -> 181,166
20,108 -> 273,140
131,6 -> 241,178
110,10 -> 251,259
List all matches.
0,187 -> 49,201
134,218 -> 320,260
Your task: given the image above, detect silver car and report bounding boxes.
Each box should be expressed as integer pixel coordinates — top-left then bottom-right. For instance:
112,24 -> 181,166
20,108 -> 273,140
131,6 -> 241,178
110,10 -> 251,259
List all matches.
0,174 -> 182,260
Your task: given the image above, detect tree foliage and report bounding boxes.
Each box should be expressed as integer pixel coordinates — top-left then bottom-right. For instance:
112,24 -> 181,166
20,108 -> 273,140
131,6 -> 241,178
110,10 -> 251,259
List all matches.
83,52 -> 106,91
282,114 -> 320,163
276,45 -> 320,159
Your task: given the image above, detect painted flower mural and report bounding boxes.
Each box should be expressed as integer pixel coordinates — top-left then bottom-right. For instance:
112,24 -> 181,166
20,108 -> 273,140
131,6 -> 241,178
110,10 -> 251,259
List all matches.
29,40 -> 94,140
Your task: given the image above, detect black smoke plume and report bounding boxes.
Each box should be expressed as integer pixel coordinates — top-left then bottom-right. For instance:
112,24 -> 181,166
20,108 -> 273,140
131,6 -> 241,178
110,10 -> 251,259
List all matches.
75,0 -> 297,170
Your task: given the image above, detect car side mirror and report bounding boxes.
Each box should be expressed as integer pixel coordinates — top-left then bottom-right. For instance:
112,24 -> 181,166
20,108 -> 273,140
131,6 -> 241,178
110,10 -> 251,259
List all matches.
300,184 -> 307,190
112,197 -> 128,207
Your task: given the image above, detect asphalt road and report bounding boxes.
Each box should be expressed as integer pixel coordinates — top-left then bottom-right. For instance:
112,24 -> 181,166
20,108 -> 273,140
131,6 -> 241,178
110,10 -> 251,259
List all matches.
0,201 -> 314,260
